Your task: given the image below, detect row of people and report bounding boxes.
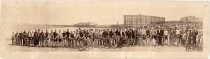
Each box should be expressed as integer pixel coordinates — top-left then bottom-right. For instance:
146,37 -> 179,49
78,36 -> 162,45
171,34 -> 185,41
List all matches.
10,26 -> 203,51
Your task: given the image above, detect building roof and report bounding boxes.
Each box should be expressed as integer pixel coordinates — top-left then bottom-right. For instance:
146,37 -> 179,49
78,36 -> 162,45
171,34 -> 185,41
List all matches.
124,14 -> 165,18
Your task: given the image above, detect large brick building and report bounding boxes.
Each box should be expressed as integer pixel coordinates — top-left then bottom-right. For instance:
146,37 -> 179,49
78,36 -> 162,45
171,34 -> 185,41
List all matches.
124,14 -> 165,27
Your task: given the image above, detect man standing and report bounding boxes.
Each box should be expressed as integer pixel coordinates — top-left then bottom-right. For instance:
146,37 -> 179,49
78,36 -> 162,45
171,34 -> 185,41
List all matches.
164,29 -> 169,45
22,30 -> 28,46
146,28 -> 151,37
14,31 -> 19,45
62,30 -> 66,47
39,30 -> 45,46
175,28 -> 181,46
49,30 -> 54,47
18,31 -> 23,45
186,29 -> 192,51
44,29 -> 49,47
57,30 -> 63,47
157,26 -> 164,46
33,30 -> 39,46
141,27 -> 146,45
146,28 -> 150,45
65,29 -> 70,47
115,29 -> 121,46
53,29 -> 58,47
31,30 -> 35,46
70,31 -> 75,47
125,29 -> 132,46
28,30 -> 33,46
102,29 -> 108,46
131,29 -> 137,45
192,28 -> 198,50
150,27 -> 157,46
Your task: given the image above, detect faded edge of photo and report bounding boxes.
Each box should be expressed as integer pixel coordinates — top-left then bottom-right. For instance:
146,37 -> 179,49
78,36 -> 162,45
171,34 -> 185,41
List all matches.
0,0 -> 209,59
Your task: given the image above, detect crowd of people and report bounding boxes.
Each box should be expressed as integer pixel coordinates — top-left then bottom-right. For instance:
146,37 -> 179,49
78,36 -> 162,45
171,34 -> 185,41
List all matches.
10,25 -> 203,51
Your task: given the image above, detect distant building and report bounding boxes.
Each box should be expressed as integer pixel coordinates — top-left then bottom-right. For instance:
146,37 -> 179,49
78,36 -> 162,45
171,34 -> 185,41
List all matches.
124,14 -> 165,27
96,25 -> 111,28
74,22 -> 98,27
163,21 -> 182,25
110,24 -> 124,28
180,16 -> 202,23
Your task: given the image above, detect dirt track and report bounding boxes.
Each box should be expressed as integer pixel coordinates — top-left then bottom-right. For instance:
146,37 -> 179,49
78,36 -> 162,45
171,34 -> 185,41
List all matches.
0,40 -> 205,59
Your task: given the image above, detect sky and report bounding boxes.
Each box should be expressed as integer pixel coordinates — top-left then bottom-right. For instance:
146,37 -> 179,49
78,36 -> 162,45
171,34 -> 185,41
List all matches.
1,0 -> 209,25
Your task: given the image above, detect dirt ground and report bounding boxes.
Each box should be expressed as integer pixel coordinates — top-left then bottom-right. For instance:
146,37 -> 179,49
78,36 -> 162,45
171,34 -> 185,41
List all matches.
0,39 -> 205,59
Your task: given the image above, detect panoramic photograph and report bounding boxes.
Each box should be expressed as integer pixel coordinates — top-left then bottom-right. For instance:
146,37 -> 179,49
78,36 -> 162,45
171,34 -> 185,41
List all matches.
0,0 -> 208,59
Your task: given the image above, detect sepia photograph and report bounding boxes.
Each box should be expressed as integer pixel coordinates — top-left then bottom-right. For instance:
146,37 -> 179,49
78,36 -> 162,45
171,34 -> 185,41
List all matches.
0,0 -> 209,59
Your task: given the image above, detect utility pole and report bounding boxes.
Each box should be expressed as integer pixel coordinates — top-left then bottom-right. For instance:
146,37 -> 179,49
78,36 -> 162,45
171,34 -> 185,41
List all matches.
116,16 -> 118,25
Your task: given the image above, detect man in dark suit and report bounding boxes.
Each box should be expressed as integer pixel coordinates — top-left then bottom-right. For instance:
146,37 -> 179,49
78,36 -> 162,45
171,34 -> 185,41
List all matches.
39,30 -> 45,46
14,31 -> 19,45
102,29 -> 109,46
53,29 -> 58,46
192,29 -> 198,50
186,29 -> 192,51
65,29 -> 70,47
22,30 -> 28,46
115,29 -> 121,46
102,30 -> 108,38
18,31 -> 23,45
157,27 -> 164,46
33,30 -> 39,46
